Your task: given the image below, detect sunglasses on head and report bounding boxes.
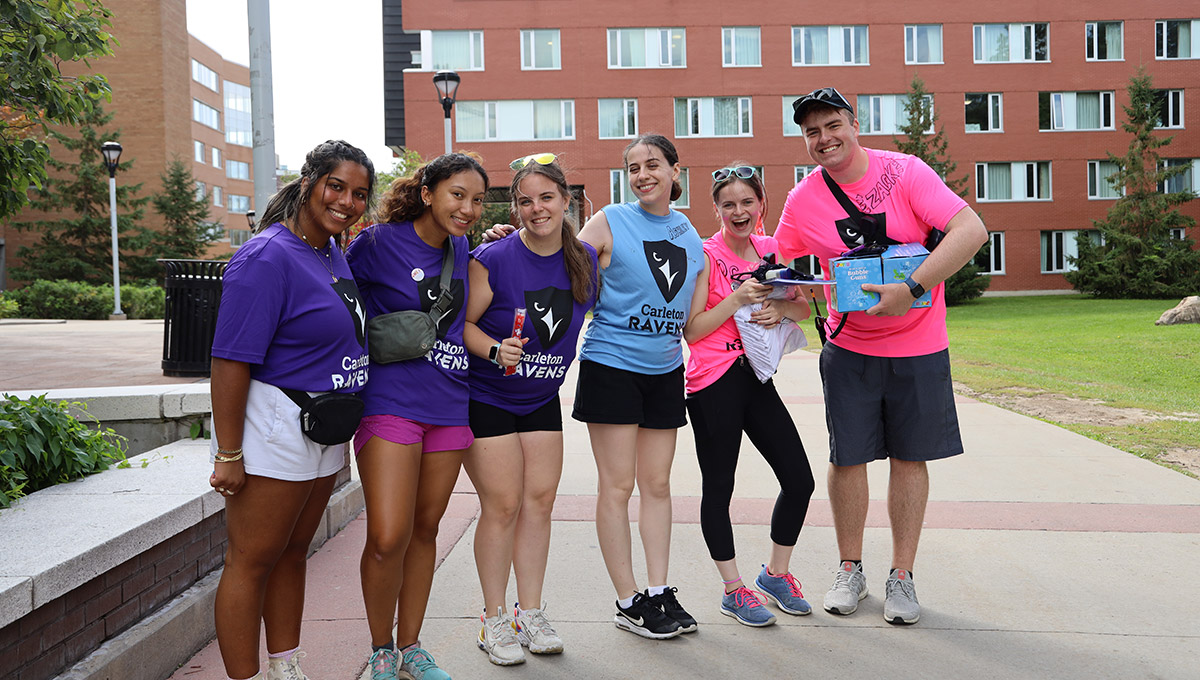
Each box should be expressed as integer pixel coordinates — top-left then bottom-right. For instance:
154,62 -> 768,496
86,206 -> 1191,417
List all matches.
799,86 -> 848,106
712,166 -> 757,183
510,153 -> 557,170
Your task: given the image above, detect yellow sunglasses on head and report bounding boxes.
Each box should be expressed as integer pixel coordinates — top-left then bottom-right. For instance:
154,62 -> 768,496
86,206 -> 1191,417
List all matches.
510,153 -> 557,170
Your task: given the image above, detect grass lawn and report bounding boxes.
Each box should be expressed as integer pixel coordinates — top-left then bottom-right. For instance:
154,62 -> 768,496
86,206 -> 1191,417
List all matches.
946,295 -> 1200,474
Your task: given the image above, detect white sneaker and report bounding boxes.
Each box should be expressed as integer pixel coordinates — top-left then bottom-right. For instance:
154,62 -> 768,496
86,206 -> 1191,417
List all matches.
823,561 -> 868,615
883,568 -> 921,625
515,602 -> 564,654
265,651 -> 307,680
477,606 -> 526,666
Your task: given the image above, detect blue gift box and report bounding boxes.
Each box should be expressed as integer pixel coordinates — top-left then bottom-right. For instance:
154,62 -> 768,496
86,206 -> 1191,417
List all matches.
830,243 -> 930,312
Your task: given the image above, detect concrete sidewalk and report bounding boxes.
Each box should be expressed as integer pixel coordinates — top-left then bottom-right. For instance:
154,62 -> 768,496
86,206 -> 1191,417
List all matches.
5,320 -> 1198,679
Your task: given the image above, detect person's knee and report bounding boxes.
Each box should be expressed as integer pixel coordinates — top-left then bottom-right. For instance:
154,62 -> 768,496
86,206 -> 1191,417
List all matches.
890,458 -> 928,478
522,485 -> 556,517
597,476 -> 635,502
636,474 -> 671,501
365,525 -> 413,562
411,510 -> 443,544
483,492 -> 523,527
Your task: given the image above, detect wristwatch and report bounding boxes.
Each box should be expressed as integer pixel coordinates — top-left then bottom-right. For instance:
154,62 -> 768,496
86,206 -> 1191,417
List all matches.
903,275 -> 926,299
488,342 -> 502,365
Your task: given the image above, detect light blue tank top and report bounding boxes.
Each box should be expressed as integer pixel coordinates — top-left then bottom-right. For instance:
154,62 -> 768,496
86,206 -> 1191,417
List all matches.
580,202 -> 704,374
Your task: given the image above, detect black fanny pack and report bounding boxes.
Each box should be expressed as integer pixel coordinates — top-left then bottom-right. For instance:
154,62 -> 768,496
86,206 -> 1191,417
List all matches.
280,388 -> 364,445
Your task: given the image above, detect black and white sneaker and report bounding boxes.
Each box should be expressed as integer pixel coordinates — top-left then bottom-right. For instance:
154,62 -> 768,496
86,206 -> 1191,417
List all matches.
614,592 -> 683,639
647,587 -> 698,633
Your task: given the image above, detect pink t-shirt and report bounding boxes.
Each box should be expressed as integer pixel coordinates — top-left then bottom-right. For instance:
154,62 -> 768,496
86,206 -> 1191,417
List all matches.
685,232 -> 779,394
774,148 -> 968,357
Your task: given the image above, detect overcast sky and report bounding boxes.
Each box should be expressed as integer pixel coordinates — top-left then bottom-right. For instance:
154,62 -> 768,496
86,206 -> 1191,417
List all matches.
186,0 -> 397,173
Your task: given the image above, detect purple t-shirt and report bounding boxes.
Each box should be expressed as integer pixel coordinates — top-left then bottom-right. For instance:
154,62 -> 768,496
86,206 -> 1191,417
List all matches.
211,223 -> 369,393
346,222 -> 470,425
468,234 -> 598,415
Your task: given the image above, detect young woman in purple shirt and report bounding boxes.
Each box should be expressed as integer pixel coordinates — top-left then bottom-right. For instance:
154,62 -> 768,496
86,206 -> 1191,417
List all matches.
347,153 -> 488,680
209,140 -> 375,680
462,155 -> 597,666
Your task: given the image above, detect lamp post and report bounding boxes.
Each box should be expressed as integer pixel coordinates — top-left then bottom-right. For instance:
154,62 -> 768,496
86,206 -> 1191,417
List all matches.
432,71 -> 460,155
100,141 -> 124,319
246,209 -> 256,232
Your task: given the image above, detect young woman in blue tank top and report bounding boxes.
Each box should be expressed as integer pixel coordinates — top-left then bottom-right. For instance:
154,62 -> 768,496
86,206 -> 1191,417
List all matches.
461,155 -> 598,665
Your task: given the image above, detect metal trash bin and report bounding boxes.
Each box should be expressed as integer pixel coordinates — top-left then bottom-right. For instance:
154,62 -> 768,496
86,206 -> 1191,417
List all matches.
160,259 -> 227,377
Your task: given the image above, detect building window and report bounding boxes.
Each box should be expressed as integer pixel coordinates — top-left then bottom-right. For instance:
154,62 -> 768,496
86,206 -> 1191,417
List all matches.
193,140 -> 205,163
229,229 -> 252,247
976,231 -> 1005,274
229,194 -> 251,214
420,30 -> 484,70
722,27 -> 761,67
673,168 -> 690,209
193,100 -> 220,130
795,165 -> 817,184
1039,91 -> 1114,131
674,97 -> 752,138
224,81 -> 252,147
1171,228 -> 1187,240
211,147 -> 221,168
1086,21 -> 1123,60
792,254 -> 823,277
904,24 -> 942,64
783,97 -> 805,136
521,29 -> 560,70
976,162 -> 1051,201
195,181 -> 206,201
1160,159 -> 1197,194
607,27 -> 685,68
973,23 -> 1049,62
1155,89 -> 1185,128
1041,230 -> 1099,273
226,159 -> 250,180
1156,20 -> 1199,59
191,59 -> 219,91
965,93 -> 1003,132
598,98 -> 638,139
212,186 -> 223,207
1087,160 -> 1122,199
857,94 -> 932,135
792,25 -> 868,65
457,100 -> 574,142
610,167 -> 688,208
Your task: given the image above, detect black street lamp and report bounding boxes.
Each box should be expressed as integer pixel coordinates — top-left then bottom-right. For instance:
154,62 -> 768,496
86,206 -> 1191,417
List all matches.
100,141 -> 124,318
432,71 -> 461,155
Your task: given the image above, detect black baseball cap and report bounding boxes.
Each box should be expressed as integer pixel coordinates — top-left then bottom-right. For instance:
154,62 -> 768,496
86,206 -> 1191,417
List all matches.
792,87 -> 854,126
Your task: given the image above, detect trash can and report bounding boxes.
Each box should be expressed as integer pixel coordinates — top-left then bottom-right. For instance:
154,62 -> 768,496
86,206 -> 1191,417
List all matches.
160,259 -> 227,377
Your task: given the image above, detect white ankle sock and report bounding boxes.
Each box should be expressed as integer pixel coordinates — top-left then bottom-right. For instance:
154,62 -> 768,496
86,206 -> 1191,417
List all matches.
647,585 -> 668,597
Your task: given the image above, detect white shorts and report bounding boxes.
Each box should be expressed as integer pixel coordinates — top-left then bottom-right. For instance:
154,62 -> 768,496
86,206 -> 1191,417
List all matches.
210,379 -> 347,481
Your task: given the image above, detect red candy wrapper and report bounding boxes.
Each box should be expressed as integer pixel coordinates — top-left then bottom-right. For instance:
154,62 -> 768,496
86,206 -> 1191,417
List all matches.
504,307 -> 526,376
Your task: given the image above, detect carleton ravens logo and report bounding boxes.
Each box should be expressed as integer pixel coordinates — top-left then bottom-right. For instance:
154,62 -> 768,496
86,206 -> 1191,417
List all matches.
643,239 -> 687,303
417,277 -> 465,337
834,212 -> 898,250
525,286 -> 573,347
331,278 -> 366,347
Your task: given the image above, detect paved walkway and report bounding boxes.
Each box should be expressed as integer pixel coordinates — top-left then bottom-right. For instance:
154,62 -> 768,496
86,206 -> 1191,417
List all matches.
4,320 -> 1198,679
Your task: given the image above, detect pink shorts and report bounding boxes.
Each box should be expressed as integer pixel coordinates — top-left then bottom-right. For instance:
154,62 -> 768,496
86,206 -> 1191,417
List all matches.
353,414 -> 474,456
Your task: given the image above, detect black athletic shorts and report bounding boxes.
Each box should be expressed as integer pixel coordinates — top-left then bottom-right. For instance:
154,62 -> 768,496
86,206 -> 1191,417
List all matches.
469,398 -> 563,439
819,343 -> 964,466
571,360 -> 687,430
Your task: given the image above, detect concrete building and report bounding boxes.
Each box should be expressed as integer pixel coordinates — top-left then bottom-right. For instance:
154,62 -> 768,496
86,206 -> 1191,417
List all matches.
383,1 -> 1200,293
1,0 -> 254,289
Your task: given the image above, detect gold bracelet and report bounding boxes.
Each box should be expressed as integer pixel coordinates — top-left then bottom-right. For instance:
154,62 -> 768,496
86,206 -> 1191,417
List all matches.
214,448 -> 244,463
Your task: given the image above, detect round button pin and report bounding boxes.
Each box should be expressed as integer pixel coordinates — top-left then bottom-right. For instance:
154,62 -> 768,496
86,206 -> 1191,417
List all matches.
411,268 -> 425,282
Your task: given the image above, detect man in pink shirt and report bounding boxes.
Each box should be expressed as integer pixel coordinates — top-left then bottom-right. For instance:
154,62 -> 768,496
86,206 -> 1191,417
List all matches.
774,87 -> 988,625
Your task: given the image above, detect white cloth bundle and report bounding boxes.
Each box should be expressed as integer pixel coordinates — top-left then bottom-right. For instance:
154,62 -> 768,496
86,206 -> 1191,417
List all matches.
733,303 -> 807,382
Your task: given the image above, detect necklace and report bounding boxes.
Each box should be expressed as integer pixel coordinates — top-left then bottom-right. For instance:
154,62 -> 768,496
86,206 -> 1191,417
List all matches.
300,230 -> 338,282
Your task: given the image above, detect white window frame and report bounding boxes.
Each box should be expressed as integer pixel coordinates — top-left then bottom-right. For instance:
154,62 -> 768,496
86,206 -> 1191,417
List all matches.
965,92 -> 1003,133
457,99 -> 575,142
976,162 -> 1052,202
1160,159 -> 1199,194
1087,160 -> 1123,200
607,27 -> 686,68
793,254 -> 823,277
672,168 -> 690,209
229,229 -> 252,247
904,24 -> 943,64
520,28 -> 561,70
1156,20 -> 1200,60
598,98 -> 638,139
229,194 -> 250,214
858,94 -> 933,135
192,99 -> 220,130
226,159 -> 250,181
195,181 -> 206,201
972,23 -> 1050,63
191,59 -> 219,91
978,231 -> 1006,275
193,140 -> 205,163
211,147 -> 221,168
420,30 -> 485,70
610,168 -> 632,204
1170,227 -> 1187,240
722,26 -> 761,67
1085,21 -> 1124,61
1041,91 -> 1115,131
1041,229 -> 1094,273
795,165 -> 817,184
791,25 -> 870,66
212,186 -> 223,207
783,97 -> 804,136
1156,89 -> 1185,129
676,97 -> 753,138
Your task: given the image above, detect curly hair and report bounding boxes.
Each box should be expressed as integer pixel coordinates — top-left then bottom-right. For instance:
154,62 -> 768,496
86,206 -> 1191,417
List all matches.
376,152 -> 489,224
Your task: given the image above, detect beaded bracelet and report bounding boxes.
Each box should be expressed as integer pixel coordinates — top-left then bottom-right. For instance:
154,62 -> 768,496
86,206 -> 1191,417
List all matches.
214,448 -> 244,463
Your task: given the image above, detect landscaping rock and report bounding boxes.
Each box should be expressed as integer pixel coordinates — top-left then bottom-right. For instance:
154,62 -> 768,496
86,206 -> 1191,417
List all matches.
1155,296 -> 1200,326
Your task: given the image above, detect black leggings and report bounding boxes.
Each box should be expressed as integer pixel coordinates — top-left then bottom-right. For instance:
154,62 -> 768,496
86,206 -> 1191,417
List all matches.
685,357 -> 815,562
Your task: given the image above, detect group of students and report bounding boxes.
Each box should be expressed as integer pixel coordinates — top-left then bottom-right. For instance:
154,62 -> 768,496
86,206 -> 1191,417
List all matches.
205,86 -> 986,680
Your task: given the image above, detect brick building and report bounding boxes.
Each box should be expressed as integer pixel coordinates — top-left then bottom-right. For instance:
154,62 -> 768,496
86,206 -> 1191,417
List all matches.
383,1 -> 1200,293
1,0 -> 254,290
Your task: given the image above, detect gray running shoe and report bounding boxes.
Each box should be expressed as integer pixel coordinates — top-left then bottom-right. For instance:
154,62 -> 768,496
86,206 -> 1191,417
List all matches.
883,568 -> 920,625
823,561 -> 868,615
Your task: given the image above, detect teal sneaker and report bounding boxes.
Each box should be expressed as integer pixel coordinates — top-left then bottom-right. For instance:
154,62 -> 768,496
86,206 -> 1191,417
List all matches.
400,647 -> 451,680
754,565 -> 813,616
720,586 -> 776,627
368,647 -> 398,680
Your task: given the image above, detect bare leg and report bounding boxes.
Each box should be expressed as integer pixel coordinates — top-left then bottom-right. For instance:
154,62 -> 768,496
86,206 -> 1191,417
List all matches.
827,462 -> 869,561
587,423 -> 640,598
463,435 -> 523,615
512,430 -> 563,608
768,542 -> 795,577
635,427 -> 677,588
888,459 -> 928,571
714,558 -> 743,592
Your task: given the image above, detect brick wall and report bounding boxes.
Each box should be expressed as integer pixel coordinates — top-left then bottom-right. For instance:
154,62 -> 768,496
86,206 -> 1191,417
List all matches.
0,513 -> 227,680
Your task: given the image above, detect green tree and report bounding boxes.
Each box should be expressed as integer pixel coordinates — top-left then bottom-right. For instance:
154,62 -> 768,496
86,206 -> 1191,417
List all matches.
0,0 -> 116,220
373,147 -> 424,199
150,159 -> 220,261
893,75 -> 991,305
11,104 -> 156,284
1066,69 -> 1200,298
